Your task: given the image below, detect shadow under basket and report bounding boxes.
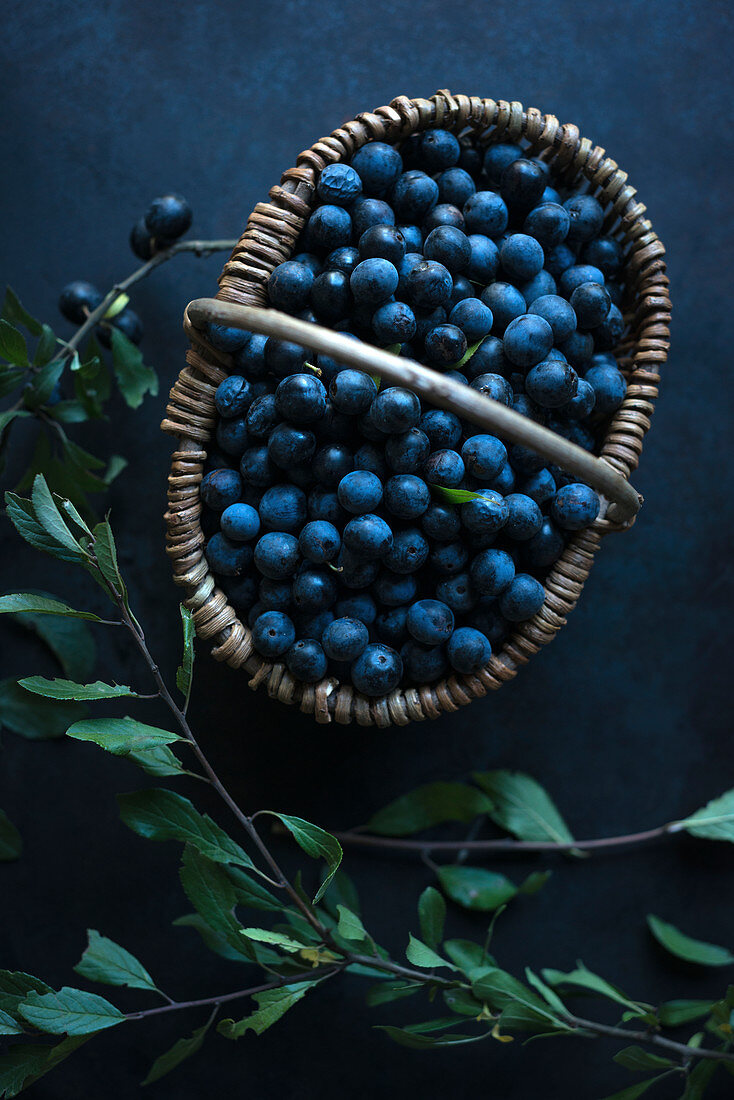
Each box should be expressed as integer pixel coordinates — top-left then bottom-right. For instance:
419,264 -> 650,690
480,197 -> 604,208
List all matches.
161,89 -> 670,728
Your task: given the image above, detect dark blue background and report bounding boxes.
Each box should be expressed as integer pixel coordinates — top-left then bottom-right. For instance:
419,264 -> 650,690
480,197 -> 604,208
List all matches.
2,1 -> 733,1096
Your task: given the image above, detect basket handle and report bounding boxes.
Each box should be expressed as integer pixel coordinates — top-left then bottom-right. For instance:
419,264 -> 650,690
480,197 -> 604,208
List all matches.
186,298 -> 642,525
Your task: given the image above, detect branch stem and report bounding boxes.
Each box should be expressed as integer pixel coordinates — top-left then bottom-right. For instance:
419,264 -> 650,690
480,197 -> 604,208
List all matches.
334,825 -> 672,856
563,1012 -> 734,1067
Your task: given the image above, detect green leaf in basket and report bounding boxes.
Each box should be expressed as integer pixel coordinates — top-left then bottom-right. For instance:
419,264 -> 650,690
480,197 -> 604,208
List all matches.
453,339 -> 484,370
429,485 -> 486,504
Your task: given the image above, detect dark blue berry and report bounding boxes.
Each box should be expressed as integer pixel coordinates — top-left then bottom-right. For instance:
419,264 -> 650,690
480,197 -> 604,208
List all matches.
351,198 -> 396,238
391,171 -> 439,223
252,610 -> 296,658
275,373 -> 327,424
406,599 -> 454,644
436,573 -> 477,613
423,226 -> 471,274
423,449 -> 465,487
383,527 -> 430,573
520,468 -> 557,505
498,574 -> 545,621
353,443 -> 388,479
144,193 -> 192,239
405,260 -> 453,310
551,483 -> 600,529
500,233 -> 544,282
484,142 -> 523,184
466,235 -> 500,284
268,261 -> 314,311
385,428 -> 430,473
58,281 -> 103,324
460,489 -> 508,536
502,314 -> 554,368
240,446 -> 275,487
268,423 -> 316,467
470,373 -> 513,406
559,264 -> 605,298
448,298 -> 494,344
329,369 -> 375,415
337,470 -> 383,514
359,224 -> 406,264
335,592 -> 377,624
461,435 -> 507,481
371,387 -> 421,433
523,202 -> 570,248
504,493 -> 543,540
524,518 -> 566,568
372,300 -> 416,344
526,358 -> 578,408
463,191 -> 509,237
286,639 -> 328,682
322,617 -> 369,661
447,626 -> 491,673
375,606 -> 409,646
528,294 -> 577,342
421,501 -> 461,541
200,468 -> 241,511
264,338 -> 307,378
317,163 -> 363,205
351,643 -> 403,696
342,513 -> 393,559
308,205 -> 352,249
258,485 -> 307,533
351,143 -> 403,195
481,282 -> 526,333
563,194 -> 604,243
584,363 -> 626,414
374,570 -> 418,606
221,502 -> 260,542
437,167 -> 476,207
571,282 -> 612,329
350,258 -> 399,305
470,548 -> 515,596
206,533 -> 250,576
313,443 -> 353,486
292,568 -> 338,612
384,474 -> 431,519
500,159 -> 546,212
402,640 -> 447,683
581,236 -> 623,277
215,416 -> 248,456
424,324 -> 467,367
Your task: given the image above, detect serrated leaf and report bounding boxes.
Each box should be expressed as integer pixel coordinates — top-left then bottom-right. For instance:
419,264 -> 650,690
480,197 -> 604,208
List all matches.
524,968 -> 567,1015
6,593 -> 97,681
0,320 -> 28,366
443,939 -> 495,977
366,782 -> 492,837
218,983 -> 312,1039
176,606 -> 195,702
418,886 -> 446,950
18,676 -> 137,701
172,914 -> 248,963
436,865 -> 517,911
0,811 -> 22,862
454,339 -> 483,369
0,679 -> 87,740
406,933 -> 454,971
110,327 -> 157,409
0,972 -> 52,1017
30,476 -> 84,557
126,743 -> 187,778
473,770 -> 574,845
0,1009 -> 23,1036
142,1015 -> 213,1086
4,492 -> 82,564
2,287 -> 42,337
541,962 -> 652,1014
647,914 -> 734,967
239,929 -> 305,953
19,986 -> 124,1035
657,999 -> 714,1026
613,1045 -> 675,1071
74,929 -> 158,993
261,812 -> 341,903
472,967 -> 560,1023
335,904 -> 369,944
178,846 -> 253,961
67,717 -> 182,757
118,789 -> 254,869
90,521 -> 123,593
320,869 -> 361,919
676,789 -> 734,842
227,866 -> 282,913
430,485 -> 486,503
0,1036 -> 87,1098
680,1059 -> 719,1098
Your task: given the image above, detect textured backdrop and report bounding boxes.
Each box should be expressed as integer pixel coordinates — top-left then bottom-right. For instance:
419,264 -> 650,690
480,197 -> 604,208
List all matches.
1,1 -> 733,1097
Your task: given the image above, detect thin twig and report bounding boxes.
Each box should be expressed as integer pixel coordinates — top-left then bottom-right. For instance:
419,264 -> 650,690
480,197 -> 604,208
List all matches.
563,1012 -> 734,1067
334,825 -> 672,856
64,238 -> 237,357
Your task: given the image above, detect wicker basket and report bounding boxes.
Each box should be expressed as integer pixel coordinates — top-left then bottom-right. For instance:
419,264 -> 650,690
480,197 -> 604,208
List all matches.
161,89 -> 670,728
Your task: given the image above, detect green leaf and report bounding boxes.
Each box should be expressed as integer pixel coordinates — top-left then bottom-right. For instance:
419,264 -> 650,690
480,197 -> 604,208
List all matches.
406,933 -> 454,971
472,968 -> 560,1022
178,846 -> 252,960
657,999 -> 713,1026
142,1016 -> 213,1086
67,717 -> 182,758
519,869 -> 552,895
118,789 -> 254,869
218,983 -> 312,1039
430,485 -> 486,504
335,904 -> 369,944
375,1025 -> 487,1049
541,962 -> 652,1014
524,969 -> 568,1016
172,914 -> 248,963
18,986 -> 124,1035
0,365 -> 25,398
73,346 -> 110,419
0,810 -> 22,862
366,782 -> 492,836
443,939 -> 495,977
454,339 -> 484,369
680,1059 -> 719,1099
443,987 -> 484,1018
473,770 -> 574,845
18,676 -> 137,701
91,521 -> 123,593
22,360 -> 64,409
176,606 -> 195,701
647,914 -> 734,967
436,865 -> 518,912
320,869 -> 361,919
74,929 -> 158,993
104,293 -> 130,319
5,492 -> 83,564
110,327 -> 158,409
125,744 -> 188,778
0,679 -> 87,740
676,788 -> 734,842
2,287 -> 42,337
0,972 -> 52,1017
365,980 -> 422,1007
33,324 -> 58,367
0,1036 -> 87,1098
30,476 -> 85,558
5,593 -> 97,681
418,886 -> 446,950
0,320 -> 28,366
0,1009 -> 23,1036
613,1046 -> 675,1072
261,812 -> 341,903
228,867 -> 283,913
601,1079 -> 669,1100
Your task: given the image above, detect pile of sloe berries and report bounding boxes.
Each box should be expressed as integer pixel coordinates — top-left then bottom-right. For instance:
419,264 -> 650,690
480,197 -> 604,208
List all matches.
58,193 -> 194,346
199,131 -> 628,697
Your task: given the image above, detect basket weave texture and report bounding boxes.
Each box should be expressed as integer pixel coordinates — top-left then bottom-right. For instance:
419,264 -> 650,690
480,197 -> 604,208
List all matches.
161,89 -> 670,727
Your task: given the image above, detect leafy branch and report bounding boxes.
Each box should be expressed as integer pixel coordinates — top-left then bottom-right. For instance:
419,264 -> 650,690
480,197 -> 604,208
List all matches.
0,478 -> 733,1098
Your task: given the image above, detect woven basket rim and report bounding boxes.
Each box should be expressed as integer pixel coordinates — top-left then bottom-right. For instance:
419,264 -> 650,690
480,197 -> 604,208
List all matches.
162,89 -> 671,727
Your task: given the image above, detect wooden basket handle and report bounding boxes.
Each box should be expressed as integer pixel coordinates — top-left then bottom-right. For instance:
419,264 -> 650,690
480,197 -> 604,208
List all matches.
186,298 -> 642,525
